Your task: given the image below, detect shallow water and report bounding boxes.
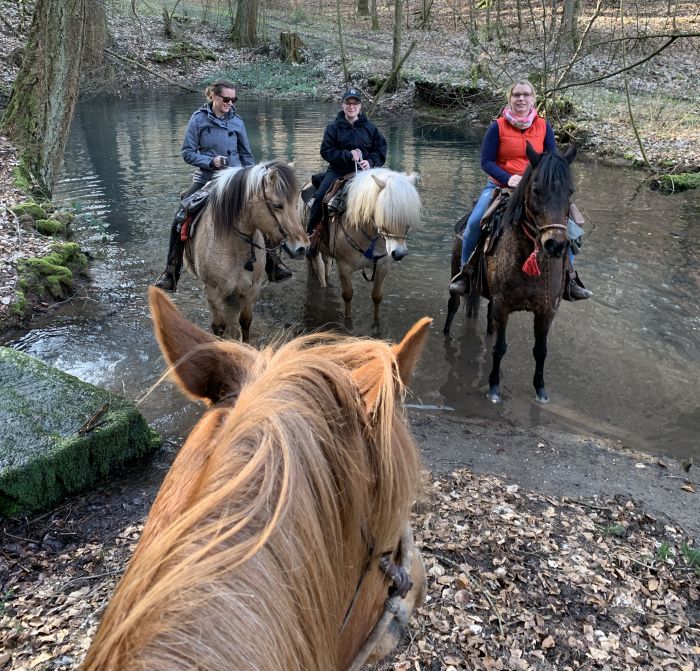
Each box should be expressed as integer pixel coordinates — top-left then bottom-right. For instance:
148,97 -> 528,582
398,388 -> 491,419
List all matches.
5,93 -> 699,463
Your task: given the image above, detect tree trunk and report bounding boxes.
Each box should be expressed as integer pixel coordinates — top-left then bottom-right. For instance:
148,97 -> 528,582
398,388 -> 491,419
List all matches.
370,0 -> 378,29
280,31 -> 306,63
1,0 -> 90,196
387,0 -> 404,90
231,0 -> 259,47
561,0 -> 580,50
357,0 -> 369,16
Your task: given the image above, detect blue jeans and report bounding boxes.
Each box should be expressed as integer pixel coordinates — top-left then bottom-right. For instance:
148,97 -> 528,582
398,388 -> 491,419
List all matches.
460,181 -> 498,266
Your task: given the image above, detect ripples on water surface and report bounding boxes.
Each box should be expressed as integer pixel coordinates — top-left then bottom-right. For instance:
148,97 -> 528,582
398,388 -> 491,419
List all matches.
6,92 -> 698,463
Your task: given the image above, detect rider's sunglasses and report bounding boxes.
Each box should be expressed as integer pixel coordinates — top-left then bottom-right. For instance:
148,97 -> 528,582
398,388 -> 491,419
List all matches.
218,95 -> 238,104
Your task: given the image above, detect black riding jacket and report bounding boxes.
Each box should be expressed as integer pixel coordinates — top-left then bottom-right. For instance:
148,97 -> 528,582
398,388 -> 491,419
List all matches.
320,112 -> 387,174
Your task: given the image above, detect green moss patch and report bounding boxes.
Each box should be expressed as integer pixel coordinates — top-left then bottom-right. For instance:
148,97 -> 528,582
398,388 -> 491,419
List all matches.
34,218 -> 66,235
17,242 -> 87,300
11,201 -> 47,220
653,172 -> 700,192
0,347 -> 161,516
147,41 -> 216,63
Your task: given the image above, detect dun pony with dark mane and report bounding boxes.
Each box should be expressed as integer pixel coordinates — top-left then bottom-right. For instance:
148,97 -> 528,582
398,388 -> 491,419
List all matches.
444,144 -> 576,403
82,287 -> 430,671
305,168 -> 421,324
185,160 -> 309,341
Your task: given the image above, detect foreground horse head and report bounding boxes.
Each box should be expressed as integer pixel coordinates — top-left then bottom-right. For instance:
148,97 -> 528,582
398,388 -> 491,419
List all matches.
186,160 -> 309,341
82,287 -> 431,671
310,168 -> 422,324
444,145 -> 577,404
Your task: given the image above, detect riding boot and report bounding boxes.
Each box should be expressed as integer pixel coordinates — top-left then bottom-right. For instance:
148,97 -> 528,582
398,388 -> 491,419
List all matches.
266,249 -> 292,283
448,261 -> 474,295
564,270 -> 593,301
154,215 -> 185,292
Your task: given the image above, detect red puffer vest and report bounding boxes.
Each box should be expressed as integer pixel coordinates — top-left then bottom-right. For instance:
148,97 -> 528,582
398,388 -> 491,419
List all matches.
494,115 -> 547,182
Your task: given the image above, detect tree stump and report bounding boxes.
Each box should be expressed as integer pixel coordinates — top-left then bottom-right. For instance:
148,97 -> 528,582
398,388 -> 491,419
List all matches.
280,31 -> 306,64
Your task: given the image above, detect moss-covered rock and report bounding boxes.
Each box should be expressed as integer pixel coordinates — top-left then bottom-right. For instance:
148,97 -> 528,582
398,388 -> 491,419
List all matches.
0,347 -> 161,516
653,172 -> 700,192
11,201 -> 47,220
34,218 -> 66,235
17,242 -> 88,300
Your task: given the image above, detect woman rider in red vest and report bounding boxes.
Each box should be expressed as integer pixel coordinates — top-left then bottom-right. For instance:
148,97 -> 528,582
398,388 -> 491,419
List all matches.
449,79 -> 592,300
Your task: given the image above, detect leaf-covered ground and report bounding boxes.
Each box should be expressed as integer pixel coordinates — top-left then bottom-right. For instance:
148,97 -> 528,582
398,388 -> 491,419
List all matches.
1,464 -> 698,670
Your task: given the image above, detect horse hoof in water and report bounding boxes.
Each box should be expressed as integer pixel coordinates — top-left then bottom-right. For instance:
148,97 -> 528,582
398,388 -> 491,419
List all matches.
487,386 -> 502,403
535,388 -> 550,404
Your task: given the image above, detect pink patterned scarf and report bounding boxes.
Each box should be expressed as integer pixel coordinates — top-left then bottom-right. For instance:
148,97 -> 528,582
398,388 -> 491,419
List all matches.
502,105 -> 537,130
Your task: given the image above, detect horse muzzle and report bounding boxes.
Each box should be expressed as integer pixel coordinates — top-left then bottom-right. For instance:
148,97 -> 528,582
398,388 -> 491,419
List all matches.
386,239 -> 408,261
543,237 -> 567,258
282,240 -> 309,260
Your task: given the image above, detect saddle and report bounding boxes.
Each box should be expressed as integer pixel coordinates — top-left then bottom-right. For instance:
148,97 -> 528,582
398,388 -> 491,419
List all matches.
178,184 -> 212,241
304,173 -> 355,246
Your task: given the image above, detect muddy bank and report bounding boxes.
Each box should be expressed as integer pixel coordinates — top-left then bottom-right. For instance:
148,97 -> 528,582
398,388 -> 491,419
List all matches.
410,412 -> 699,540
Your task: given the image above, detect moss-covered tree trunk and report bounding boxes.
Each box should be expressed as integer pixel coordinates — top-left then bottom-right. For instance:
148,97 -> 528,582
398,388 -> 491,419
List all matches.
230,0 -> 259,47
0,0 -> 90,197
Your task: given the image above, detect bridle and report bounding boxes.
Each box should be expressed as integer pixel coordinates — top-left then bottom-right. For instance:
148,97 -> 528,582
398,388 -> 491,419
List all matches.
233,171 -> 294,272
344,524 -> 420,671
334,216 -> 410,283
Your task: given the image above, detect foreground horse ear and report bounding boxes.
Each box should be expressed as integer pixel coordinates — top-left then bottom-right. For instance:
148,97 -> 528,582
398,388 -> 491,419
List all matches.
149,287 -> 258,404
526,142 -> 542,168
564,145 -> 577,164
392,317 -> 432,386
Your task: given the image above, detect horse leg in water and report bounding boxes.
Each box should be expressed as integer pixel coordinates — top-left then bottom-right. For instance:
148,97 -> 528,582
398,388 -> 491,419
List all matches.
532,312 -> 552,403
239,299 -> 254,344
336,260 -> 354,324
487,301 -> 509,403
204,285 -> 229,338
371,260 -> 389,325
443,292 -> 461,335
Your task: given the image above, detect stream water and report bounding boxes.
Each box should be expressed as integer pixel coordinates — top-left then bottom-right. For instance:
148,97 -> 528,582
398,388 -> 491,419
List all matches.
4,92 -> 699,463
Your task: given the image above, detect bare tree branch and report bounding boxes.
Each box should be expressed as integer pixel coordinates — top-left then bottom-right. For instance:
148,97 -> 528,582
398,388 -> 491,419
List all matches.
103,48 -> 198,92
545,36 -> 680,95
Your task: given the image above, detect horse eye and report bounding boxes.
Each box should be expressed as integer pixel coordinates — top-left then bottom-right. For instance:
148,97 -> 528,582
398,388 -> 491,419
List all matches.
273,203 -> 284,210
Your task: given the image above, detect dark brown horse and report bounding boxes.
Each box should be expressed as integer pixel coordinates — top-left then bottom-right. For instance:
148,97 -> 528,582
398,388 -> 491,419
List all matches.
444,144 -> 576,403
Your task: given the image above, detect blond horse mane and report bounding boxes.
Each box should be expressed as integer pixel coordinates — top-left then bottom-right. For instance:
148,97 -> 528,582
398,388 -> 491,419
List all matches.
343,168 -> 422,236
82,290 -> 430,671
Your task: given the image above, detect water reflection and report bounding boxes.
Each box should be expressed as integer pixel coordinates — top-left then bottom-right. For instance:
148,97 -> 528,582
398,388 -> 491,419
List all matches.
4,92 -> 698,463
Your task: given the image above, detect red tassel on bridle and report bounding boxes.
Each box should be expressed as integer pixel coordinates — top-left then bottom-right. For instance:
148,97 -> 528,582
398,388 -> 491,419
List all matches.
522,243 -> 541,276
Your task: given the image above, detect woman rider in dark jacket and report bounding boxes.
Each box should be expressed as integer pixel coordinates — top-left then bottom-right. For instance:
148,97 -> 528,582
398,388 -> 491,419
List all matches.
306,88 -> 387,250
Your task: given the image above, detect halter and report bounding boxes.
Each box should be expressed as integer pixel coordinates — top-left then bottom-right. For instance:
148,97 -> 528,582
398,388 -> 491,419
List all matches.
344,524 -> 420,671
239,171 -> 291,272
520,190 -> 568,278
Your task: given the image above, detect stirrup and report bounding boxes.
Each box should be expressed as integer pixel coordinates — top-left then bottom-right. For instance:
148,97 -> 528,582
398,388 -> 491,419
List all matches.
268,261 -> 292,283
564,271 -> 592,301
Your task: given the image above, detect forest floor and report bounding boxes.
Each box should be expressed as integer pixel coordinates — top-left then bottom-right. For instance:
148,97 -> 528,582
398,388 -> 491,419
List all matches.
0,3 -> 699,670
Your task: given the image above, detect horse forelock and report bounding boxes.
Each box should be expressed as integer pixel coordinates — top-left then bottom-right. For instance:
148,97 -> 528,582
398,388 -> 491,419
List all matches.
83,334 -> 420,671
505,151 -> 573,226
345,169 -> 421,235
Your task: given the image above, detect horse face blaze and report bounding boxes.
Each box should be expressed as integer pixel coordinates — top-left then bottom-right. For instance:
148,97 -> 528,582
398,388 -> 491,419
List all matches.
386,237 -> 408,261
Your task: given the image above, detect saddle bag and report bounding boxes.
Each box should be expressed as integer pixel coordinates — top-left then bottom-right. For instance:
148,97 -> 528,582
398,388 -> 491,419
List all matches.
178,185 -> 212,241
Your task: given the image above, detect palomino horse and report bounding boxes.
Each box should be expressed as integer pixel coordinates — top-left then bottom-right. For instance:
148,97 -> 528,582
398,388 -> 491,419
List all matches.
81,287 -> 431,671
305,168 -> 421,324
184,160 -> 309,341
444,144 -> 577,403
